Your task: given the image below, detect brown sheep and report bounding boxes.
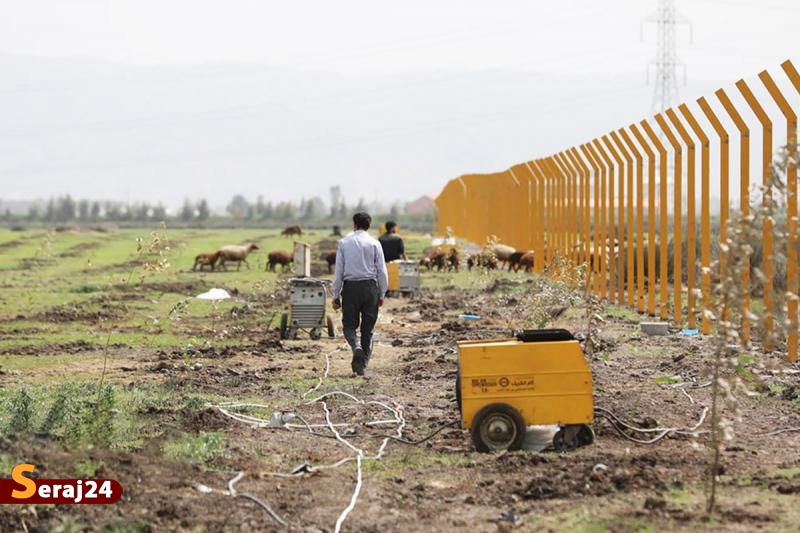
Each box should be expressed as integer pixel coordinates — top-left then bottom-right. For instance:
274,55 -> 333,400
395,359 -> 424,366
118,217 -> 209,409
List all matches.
429,251 -> 447,271
507,251 -> 524,272
518,251 -> 535,273
323,251 -> 337,273
267,250 -> 293,272
419,256 -> 432,271
193,251 -> 220,271
281,225 -> 303,237
217,243 -> 259,271
446,248 -> 460,272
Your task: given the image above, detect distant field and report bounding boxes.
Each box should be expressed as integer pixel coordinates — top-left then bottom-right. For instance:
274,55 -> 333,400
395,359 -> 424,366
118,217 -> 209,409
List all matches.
0,226 -> 434,360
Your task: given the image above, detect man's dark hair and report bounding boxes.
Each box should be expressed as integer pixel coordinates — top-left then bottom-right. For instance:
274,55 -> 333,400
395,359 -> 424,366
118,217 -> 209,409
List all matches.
353,212 -> 371,230
385,221 -> 397,232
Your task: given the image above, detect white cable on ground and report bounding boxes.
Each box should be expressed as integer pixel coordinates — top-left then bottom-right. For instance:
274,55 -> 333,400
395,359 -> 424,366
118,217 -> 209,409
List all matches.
323,400 -> 365,533
303,347 -> 341,398
595,406 -> 709,444
210,348 -> 410,531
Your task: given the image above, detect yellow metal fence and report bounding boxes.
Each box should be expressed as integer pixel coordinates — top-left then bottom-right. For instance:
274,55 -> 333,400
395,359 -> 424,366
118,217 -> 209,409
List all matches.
435,60 -> 800,362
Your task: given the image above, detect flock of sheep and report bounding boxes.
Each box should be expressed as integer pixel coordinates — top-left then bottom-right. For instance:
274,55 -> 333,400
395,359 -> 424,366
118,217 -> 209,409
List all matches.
190,223 -> 340,274
418,240 -> 535,273
191,227 -> 533,277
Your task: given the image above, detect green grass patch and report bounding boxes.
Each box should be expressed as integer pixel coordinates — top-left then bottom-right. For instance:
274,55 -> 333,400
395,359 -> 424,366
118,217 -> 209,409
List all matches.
162,431 -> 227,467
0,380 -> 226,450
604,305 -> 642,322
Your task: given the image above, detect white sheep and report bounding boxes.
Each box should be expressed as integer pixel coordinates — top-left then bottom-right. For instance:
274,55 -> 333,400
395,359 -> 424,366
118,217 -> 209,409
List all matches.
217,243 -> 260,271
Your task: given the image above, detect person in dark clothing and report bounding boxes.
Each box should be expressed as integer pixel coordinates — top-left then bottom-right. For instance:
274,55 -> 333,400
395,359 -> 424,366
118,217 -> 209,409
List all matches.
331,212 -> 389,376
378,221 -> 407,262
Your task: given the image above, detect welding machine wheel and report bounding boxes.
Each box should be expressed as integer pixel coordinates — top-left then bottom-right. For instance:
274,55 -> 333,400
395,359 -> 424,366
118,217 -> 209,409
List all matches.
310,328 -> 322,340
552,424 -> 595,451
326,315 -> 335,338
471,403 -> 526,453
279,313 -> 289,340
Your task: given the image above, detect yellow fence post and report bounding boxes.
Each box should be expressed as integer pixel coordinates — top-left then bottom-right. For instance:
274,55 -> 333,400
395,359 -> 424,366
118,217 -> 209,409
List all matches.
764,62 -> 799,362
530,160 -> 547,272
641,120 -> 670,320
667,108 -> 696,328
569,149 -> 582,268
596,138 -> 616,303
552,156 -> 567,261
717,88 -> 751,345
570,147 -> 592,273
698,97 -> 731,329
524,162 -> 542,266
630,124 -> 657,316
540,158 -> 553,265
554,153 -> 574,265
510,165 -> 533,252
619,128 -> 645,313
611,131 -> 634,308
547,156 -> 564,261
564,151 -> 581,266
737,79 -> 774,349
654,113 -> 683,324
582,144 -> 603,297
590,140 -> 610,300
602,135 -> 624,305
679,104 -> 713,335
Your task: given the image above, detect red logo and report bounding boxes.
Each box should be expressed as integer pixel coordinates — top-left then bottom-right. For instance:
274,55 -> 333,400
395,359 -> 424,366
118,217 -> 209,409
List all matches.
0,464 -> 123,504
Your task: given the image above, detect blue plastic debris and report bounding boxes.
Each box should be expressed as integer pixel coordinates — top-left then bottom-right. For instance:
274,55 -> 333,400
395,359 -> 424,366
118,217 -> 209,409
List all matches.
458,314 -> 481,320
681,329 -> 699,336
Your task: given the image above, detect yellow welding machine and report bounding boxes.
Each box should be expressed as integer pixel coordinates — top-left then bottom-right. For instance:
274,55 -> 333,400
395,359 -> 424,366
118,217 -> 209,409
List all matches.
457,328 -> 594,452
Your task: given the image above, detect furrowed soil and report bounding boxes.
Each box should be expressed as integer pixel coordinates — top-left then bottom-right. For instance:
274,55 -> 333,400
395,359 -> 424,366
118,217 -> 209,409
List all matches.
0,228 -> 799,532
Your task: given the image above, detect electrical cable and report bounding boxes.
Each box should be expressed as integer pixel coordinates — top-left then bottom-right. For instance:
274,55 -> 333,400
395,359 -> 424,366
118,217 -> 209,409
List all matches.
593,406 -> 708,444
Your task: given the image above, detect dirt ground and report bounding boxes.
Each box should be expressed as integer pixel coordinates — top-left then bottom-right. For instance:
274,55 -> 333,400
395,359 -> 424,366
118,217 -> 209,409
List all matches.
2,277 -> 800,532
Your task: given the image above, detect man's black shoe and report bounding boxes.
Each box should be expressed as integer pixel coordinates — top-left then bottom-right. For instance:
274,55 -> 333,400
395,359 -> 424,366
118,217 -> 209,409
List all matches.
351,347 -> 365,376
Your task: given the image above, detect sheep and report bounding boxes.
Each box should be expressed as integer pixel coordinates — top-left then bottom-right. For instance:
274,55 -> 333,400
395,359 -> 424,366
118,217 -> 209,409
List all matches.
484,242 -> 516,269
193,251 -> 220,271
281,225 -> 303,237
266,250 -> 293,272
217,243 -> 259,271
429,250 -> 447,271
418,256 -> 432,271
467,252 -> 498,271
446,247 -> 460,272
323,251 -> 337,273
507,251 -> 525,272
518,251 -> 535,273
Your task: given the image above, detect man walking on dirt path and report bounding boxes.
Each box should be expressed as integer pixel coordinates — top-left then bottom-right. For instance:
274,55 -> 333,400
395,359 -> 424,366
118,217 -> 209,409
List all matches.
378,220 -> 407,262
332,212 -> 389,376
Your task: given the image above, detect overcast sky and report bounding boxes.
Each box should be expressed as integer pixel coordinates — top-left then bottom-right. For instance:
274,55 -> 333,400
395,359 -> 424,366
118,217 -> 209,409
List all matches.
0,0 -> 798,209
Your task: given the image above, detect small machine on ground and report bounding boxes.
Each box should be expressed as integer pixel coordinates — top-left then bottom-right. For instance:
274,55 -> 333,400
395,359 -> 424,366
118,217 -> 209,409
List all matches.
386,260 -> 420,296
279,278 -> 335,340
456,328 -> 594,452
